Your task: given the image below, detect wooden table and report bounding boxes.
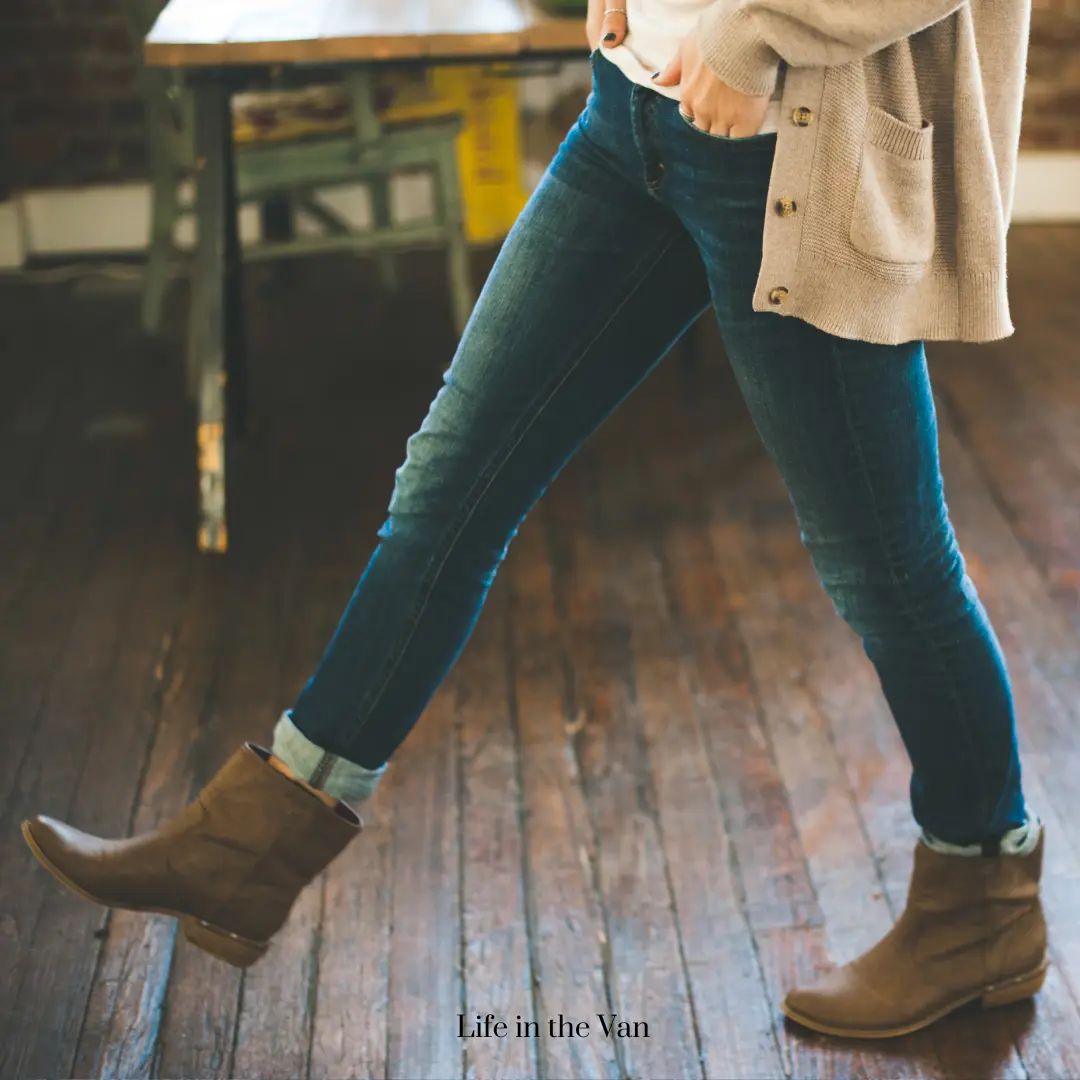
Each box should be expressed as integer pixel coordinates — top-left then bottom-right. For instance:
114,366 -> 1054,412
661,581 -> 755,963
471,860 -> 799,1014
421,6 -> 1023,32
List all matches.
144,0 -> 587,553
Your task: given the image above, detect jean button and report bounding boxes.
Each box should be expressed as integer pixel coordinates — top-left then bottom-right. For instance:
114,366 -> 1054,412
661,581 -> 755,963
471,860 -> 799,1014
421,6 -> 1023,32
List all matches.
768,287 -> 789,305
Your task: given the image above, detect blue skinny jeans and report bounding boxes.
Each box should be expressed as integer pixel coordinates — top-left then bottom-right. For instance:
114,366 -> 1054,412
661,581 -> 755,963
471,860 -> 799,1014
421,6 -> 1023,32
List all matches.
289,52 -> 1026,845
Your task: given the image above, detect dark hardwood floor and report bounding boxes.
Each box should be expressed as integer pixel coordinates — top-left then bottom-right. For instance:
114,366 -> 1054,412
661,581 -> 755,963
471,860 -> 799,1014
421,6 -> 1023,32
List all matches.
2,226 -> 1080,1079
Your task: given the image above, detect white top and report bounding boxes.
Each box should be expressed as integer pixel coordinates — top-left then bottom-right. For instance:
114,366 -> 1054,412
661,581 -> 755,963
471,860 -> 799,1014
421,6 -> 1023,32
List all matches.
598,0 -> 781,134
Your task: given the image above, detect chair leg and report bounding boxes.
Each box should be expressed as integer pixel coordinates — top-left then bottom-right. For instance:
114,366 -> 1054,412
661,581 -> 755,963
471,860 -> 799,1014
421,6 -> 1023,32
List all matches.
435,141 -> 473,337
369,175 -> 397,294
142,165 -> 180,335
185,259 -> 201,402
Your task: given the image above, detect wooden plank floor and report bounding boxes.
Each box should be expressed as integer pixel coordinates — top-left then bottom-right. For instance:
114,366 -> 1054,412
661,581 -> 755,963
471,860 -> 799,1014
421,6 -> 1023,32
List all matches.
2,227 -> 1080,1079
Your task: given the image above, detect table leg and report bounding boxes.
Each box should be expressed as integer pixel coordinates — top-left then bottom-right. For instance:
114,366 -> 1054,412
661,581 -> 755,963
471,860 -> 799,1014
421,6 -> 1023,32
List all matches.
223,106 -> 248,436
192,74 -> 229,553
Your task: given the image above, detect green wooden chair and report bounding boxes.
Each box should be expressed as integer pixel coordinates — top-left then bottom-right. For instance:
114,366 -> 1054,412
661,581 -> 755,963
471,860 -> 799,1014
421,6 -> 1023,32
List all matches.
125,0 -> 474,395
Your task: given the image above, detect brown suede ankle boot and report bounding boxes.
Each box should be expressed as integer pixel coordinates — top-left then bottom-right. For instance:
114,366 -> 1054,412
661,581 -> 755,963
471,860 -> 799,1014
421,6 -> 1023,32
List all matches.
782,829 -> 1047,1038
21,743 -> 361,968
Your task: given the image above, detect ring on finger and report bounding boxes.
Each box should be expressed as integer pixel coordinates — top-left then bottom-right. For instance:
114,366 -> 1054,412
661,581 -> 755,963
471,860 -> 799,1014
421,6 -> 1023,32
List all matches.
603,7 -> 627,15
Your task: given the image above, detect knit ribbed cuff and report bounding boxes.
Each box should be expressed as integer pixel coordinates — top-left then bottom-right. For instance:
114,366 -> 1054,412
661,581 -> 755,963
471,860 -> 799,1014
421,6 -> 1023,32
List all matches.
271,711 -> 388,804
696,6 -> 781,98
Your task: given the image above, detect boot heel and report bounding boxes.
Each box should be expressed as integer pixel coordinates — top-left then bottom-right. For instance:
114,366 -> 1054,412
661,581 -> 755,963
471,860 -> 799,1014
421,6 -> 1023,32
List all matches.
981,964 -> 1048,1009
181,916 -> 267,968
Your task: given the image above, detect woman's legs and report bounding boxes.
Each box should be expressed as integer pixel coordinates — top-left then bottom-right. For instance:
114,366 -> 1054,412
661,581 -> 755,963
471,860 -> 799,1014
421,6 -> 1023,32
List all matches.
286,60 -> 712,775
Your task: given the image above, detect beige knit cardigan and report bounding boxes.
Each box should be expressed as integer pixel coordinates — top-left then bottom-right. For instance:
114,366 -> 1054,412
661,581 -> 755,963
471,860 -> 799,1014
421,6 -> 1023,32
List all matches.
696,0 -> 1032,344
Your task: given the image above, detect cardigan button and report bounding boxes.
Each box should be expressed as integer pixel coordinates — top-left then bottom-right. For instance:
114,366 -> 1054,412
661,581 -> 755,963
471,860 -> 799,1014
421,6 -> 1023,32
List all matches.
775,197 -> 797,217
793,106 -> 814,126
768,287 -> 789,305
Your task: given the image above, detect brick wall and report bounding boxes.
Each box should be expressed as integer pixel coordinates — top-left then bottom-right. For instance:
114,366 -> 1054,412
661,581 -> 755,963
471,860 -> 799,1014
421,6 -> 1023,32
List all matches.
0,0 -> 144,197
1025,0 -> 1080,149
1,0 -> 1077,196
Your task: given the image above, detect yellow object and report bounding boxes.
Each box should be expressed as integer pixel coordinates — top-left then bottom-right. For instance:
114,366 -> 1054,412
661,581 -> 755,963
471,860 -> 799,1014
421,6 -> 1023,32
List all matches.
379,66 -> 529,245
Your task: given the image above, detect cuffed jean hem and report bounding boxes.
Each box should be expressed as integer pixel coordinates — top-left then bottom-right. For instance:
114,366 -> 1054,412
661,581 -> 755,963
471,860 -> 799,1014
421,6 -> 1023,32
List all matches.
271,711 -> 388,803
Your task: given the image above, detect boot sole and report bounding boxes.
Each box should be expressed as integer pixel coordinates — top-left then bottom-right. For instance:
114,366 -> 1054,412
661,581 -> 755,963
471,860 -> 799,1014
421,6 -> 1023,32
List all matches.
781,961 -> 1049,1039
21,820 -> 268,968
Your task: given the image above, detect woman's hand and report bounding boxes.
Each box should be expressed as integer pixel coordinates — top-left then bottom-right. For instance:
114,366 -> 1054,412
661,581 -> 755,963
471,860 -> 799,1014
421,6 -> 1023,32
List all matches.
653,32 -> 771,137
586,0 -> 628,53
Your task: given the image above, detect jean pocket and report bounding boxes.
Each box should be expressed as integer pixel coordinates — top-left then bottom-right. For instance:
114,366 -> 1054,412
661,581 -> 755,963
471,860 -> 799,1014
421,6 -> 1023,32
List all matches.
849,107 -> 935,266
677,107 -> 774,144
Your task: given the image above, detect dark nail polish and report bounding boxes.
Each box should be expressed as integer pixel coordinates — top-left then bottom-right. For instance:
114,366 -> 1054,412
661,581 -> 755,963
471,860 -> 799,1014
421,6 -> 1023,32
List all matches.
650,70 -> 661,79
603,32 -> 616,42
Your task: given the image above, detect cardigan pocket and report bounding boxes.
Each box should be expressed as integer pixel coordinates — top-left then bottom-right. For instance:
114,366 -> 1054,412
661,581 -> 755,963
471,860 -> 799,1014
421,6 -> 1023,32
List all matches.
849,107 -> 935,266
